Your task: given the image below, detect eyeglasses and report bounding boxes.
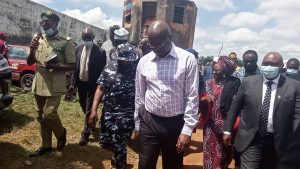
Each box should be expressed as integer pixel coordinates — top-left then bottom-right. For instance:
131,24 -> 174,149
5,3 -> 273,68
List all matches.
40,20 -> 55,27
147,39 -> 170,50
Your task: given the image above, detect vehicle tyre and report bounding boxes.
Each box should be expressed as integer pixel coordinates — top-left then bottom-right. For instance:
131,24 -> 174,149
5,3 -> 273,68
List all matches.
20,74 -> 34,91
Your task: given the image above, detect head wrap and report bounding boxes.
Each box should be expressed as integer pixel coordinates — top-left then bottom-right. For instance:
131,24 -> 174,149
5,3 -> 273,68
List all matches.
114,28 -> 129,40
217,56 -> 236,75
0,32 -> 8,40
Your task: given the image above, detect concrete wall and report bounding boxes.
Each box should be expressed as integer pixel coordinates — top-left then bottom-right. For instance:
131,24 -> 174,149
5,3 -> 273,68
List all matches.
0,0 -> 107,45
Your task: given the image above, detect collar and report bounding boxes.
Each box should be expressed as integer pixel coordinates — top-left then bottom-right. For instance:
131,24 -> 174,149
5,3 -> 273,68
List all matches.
263,75 -> 280,85
42,32 -> 61,40
151,43 -> 177,61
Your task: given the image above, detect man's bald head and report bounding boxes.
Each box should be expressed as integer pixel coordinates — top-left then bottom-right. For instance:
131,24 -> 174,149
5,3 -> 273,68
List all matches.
148,21 -> 171,42
262,52 -> 284,68
82,26 -> 95,41
147,21 -> 172,57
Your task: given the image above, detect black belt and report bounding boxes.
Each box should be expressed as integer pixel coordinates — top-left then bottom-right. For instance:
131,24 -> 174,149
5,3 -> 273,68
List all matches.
265,133 -> 274,137
146,110 -> 184,120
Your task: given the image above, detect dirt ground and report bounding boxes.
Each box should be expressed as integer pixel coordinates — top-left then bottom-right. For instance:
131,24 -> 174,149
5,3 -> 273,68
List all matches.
0,89 -> 234,169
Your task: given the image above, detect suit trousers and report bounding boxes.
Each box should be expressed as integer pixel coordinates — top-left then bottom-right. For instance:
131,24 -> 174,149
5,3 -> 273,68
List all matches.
241,133 -> 277,169
78,81 -> 96,138
138,111 -> 184,169
35,94 -> 64,147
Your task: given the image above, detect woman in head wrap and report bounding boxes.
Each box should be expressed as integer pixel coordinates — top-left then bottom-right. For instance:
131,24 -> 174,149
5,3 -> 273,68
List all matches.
200,56 -> 241,169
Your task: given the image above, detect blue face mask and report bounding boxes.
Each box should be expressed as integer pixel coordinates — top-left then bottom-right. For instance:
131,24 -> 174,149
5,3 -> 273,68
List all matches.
260,65 -> 280,79
286,69 -> 299,75
84,41 -> 93,48
42,26 -> 56,37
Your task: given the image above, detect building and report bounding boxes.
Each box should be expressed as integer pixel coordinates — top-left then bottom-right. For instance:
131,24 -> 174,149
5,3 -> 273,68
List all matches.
122,0 -> 197,49
0,0 -> 106,46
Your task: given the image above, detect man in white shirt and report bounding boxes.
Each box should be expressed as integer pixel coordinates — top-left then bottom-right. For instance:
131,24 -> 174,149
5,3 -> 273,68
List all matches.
72,27 -> 106,146
135,21 -> 199,169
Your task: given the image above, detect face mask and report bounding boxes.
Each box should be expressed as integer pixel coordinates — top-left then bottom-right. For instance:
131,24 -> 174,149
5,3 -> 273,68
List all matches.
84,41 -> 93,48
286,69 -> 298,75
260,65 -> 280,79
42,26 -> 56,37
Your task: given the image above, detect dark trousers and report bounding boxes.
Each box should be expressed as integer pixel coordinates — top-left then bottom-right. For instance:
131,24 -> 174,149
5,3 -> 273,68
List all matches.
78,81 -> 96,138
233,147 -> 241,167
241,133 -> 277,169
138,111 -> 184,169
0,79 -> 9,95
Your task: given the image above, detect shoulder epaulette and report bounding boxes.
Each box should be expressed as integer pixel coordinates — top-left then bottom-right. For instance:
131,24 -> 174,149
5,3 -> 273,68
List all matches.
65,36 -> 72,41
56,35 -> 72,41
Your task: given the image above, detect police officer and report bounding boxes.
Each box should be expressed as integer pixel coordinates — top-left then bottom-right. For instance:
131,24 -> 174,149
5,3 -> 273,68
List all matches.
27,11 -> 76,157
89,43 -> 140,169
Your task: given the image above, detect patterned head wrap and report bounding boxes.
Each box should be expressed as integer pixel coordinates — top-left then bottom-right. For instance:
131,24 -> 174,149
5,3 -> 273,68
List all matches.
217,56 -> 236,75
0,32 -> 8,40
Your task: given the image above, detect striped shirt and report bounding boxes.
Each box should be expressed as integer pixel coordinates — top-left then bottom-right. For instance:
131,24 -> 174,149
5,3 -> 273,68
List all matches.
134,44 -> 199,136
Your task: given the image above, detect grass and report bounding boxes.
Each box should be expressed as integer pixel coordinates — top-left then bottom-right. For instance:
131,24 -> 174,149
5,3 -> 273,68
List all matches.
0,86 -> 138,169
0,87 -> 211,169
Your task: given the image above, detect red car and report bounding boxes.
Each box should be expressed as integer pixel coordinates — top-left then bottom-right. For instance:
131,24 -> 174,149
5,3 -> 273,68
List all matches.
7,45 -> 36,91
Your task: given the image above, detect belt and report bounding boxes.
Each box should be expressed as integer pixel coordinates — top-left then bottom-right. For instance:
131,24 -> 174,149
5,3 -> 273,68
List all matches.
265,133 -> 274,137
146,110 -> 184,120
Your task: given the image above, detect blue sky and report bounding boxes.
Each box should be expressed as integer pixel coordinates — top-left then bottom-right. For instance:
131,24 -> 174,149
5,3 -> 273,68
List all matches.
33,0 -> 300,63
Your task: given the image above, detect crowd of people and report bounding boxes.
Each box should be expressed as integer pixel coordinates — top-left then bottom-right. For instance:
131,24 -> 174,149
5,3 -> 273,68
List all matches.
1,10 -> 300,169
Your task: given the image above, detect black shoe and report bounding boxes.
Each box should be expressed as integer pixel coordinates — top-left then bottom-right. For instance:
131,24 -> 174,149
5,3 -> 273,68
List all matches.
29,147 -> 52,157
101,143 -> 113,151
57,128 -> 66,150
79,137 -> 89,146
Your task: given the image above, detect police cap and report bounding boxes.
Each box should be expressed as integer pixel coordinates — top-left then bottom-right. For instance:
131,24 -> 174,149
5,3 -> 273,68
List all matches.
41,11 -> 60,23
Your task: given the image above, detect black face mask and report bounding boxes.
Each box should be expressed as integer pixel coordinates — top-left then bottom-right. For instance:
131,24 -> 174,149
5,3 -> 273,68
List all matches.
118,60 -> 132,71
114,40 -> 127,48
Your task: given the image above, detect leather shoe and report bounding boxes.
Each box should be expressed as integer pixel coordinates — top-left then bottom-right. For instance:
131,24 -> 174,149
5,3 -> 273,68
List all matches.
57,128 -> 66,150
79,137 -> 89,146
29,147 -> 52,157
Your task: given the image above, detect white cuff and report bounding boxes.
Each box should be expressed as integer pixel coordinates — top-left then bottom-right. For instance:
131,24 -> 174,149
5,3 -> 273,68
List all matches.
223,131 -> 231,135
181,125 -> 193,136
135,121 -> 140,131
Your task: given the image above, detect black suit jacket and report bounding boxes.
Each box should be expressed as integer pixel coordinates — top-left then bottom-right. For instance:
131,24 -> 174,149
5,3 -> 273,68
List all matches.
74,44 -> 106,91
286,72 -> 300,81
224,75 -> 300,168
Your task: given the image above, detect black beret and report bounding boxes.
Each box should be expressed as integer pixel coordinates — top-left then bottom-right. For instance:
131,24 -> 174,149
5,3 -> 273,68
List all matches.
41,11 -> 60,23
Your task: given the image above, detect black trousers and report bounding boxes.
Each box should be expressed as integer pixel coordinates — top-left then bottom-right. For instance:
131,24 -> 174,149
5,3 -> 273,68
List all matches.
138,111 -> 184,169
241,133 -> 277,169
78,81 -> 96,138
0,79 -> 9,95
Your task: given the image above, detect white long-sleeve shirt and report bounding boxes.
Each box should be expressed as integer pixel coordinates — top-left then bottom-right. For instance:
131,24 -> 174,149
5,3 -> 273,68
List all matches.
134,44 -> 199,136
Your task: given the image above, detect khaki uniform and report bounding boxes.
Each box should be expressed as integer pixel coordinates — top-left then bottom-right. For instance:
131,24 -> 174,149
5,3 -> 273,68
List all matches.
32,33 -> 75,147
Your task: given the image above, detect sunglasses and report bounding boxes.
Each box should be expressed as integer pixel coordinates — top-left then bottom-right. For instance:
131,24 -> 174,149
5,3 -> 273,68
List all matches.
147,38 -> 170,50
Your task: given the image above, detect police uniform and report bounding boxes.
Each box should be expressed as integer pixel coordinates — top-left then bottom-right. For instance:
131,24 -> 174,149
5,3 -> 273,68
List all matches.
32,11 -> 75,148
97,43 -> 139,169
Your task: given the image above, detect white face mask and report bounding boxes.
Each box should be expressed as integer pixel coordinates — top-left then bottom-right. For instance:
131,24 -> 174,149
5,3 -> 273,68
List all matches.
260,65 -> 280,79
42,26 -> 56,37
286,69 -> 298,75
84,41 -> 93,48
